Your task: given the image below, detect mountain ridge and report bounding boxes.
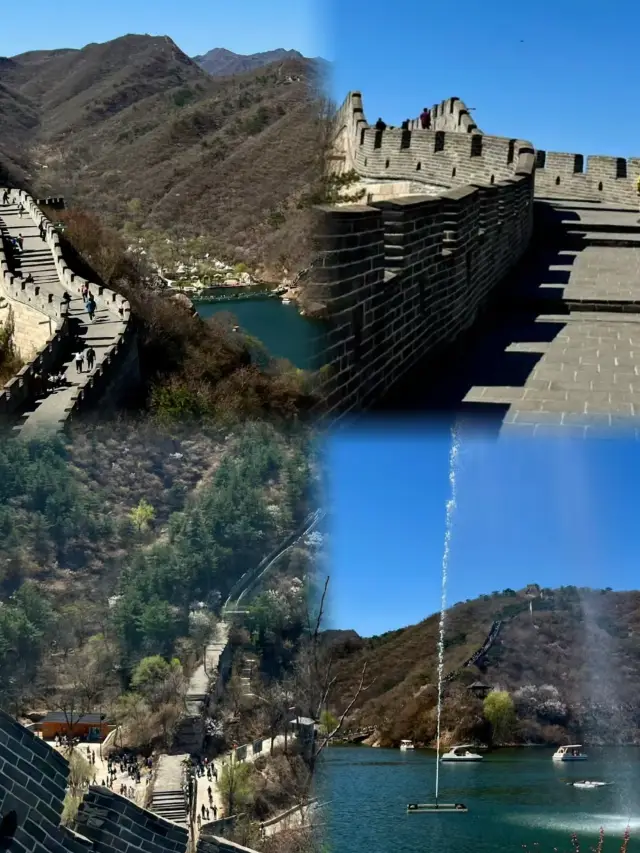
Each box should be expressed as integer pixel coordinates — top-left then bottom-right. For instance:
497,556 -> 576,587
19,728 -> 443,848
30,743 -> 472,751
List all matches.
0,33 -> 326,273
330,585 -> 640,747
193,46 -> 306,76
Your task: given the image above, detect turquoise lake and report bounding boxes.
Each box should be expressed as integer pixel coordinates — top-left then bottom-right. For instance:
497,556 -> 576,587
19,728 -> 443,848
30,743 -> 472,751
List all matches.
319,745 -> 640,853
197,296 -> 326,370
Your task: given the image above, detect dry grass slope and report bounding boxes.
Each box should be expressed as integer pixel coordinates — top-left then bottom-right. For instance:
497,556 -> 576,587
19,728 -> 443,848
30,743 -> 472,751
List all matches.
331,586 -> 640,745
0,34 -> 325,272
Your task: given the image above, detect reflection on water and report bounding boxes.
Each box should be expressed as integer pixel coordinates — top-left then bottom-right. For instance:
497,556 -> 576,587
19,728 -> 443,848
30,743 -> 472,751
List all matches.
320,746 -> 640,853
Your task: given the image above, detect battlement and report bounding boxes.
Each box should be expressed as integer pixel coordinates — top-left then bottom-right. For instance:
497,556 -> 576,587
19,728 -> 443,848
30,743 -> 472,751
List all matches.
332,92 -> 526,199
407,96 -> 482,134
0,709 -> 256,853
317,91 -> 535,414
534,149 -> 640,205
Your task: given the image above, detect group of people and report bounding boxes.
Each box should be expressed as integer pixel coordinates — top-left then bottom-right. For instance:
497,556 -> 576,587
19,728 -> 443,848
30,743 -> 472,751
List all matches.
374,107 -> 432,133
197,798 -> 218,827
74,346 -> 96,373
53,733 -> 80,748
99,751 -> 144,799
5,233 -> 25,254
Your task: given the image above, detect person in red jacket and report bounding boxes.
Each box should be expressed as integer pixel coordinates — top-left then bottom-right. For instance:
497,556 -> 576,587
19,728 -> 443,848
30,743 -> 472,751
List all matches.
420,108 -> 431,129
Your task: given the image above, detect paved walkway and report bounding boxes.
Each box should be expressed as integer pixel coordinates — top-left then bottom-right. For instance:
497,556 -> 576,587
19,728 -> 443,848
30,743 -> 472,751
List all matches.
187,621 -> 230,700
0,195 -> 124,437
378,197 -> 640,438
194,734 -> 288,841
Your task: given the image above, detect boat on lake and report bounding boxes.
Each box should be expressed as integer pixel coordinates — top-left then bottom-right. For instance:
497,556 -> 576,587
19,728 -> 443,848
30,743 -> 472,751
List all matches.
571,780 -> 606,788
399,739 -> 415,751
552,744 -> 587,761
440,744 -> 483,762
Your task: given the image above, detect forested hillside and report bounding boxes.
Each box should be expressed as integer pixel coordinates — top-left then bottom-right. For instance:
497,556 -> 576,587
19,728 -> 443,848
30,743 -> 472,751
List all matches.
0,420 -> 317,713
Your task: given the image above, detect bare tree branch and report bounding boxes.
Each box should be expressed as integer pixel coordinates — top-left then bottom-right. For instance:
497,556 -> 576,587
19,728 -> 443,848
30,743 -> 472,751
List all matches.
314,662 -> 375,761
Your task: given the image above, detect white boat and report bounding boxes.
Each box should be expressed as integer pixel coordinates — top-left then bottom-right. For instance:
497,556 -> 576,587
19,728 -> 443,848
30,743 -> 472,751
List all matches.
281,297 -> 291,304
440,744 -> 483,762
399,740 -> 415,751
572,780 -> 606,789
552,744 -> 587,761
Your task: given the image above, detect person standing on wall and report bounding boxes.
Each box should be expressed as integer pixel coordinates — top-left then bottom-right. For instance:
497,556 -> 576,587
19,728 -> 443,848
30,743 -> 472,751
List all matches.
374,118 -> 387,131
86,347 -> 96,371
86,294 -> 97,321
420,108 -> 431,129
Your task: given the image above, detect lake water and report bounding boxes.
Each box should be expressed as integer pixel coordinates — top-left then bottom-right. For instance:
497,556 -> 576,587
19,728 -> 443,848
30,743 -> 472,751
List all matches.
197,296 -> 326,370
319,745 -> 640,853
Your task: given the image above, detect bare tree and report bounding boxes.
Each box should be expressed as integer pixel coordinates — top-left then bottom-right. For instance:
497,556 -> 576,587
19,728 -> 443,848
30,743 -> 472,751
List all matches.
293,576 -> 375,785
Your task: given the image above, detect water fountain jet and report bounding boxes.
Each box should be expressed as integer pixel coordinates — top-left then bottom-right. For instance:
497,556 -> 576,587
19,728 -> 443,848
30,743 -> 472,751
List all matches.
407,425 -> 468,815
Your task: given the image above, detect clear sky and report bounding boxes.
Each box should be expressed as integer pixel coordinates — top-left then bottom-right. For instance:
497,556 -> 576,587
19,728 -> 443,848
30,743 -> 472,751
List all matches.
327,0 -> 640,157
327,422 -> 640,637
0,0 -> 326,60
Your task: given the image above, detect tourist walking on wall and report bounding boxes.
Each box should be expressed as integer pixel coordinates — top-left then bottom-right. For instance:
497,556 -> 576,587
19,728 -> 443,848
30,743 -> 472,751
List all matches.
74,351 -> 84,373
420,108 -> 431,129
86,346 -> 96,370
374,118 -> 387,131
16,234 -> 24,251
86,295 -> 96,321
1,189 -> 9,205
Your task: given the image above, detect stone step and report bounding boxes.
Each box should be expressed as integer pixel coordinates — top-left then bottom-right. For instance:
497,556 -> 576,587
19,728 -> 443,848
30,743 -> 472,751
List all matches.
559,221 -> 640,235
152,803 -> 186,811
151,803 -> 186,812
562,230 -> 640,248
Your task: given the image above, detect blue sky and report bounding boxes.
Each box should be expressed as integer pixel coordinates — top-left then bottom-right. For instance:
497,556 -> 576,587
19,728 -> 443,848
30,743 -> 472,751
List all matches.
327,0 -> 640,157
0,0 -> 326,60
327,423 -> 640,637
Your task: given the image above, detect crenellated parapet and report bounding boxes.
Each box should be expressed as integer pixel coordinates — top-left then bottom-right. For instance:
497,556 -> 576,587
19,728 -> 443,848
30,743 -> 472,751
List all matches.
316,92 -> 535,415
534,149 -> 640,205
331,92 -> 525,204
406,96 -> 482,134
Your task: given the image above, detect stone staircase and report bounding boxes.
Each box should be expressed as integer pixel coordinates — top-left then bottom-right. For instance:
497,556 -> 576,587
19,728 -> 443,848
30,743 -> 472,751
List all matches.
237,652 -> 259,698
149,788 -> 189,826
150,753 -> 189,827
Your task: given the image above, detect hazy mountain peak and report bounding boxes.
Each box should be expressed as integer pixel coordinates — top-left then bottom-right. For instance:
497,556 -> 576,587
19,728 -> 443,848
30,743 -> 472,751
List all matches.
193,47 -> 305,77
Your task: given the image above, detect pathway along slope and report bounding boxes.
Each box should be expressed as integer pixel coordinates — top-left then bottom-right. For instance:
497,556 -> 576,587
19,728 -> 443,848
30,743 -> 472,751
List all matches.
0,191 -> 128,438
377,196 -> 640,438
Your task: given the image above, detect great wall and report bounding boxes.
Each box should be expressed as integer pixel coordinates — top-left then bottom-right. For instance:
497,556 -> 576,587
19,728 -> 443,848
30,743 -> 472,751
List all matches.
316,93 -> 640,435
0,189 -> 139,438
0,510 -> 319,853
